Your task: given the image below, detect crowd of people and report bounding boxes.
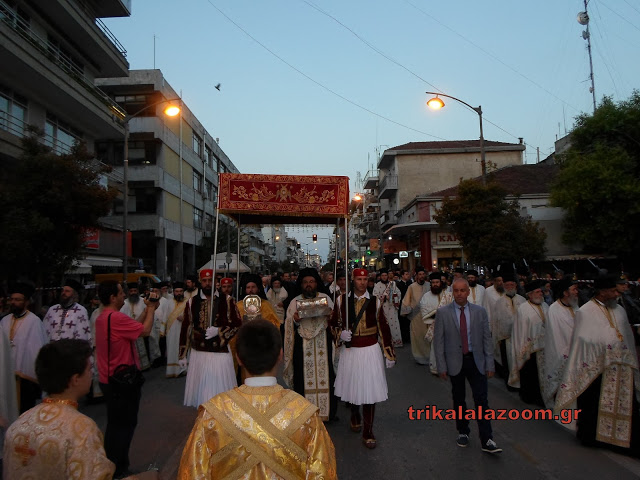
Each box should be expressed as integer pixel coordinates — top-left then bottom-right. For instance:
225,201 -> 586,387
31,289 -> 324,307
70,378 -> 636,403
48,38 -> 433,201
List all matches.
1,264 -> 640,478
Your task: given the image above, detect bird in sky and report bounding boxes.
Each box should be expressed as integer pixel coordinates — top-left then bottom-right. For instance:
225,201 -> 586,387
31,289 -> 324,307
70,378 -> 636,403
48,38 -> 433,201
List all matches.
214,83 -> 221,91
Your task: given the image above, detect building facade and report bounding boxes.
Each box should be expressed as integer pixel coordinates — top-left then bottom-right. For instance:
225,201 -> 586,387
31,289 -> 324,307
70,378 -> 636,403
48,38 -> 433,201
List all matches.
1,0 -> 134,273
96,69 -> 239,280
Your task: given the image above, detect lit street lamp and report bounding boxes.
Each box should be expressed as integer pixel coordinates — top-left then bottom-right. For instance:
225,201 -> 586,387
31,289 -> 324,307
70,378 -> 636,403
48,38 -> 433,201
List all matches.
122,98 -> 181,282
425,91 -> 486,185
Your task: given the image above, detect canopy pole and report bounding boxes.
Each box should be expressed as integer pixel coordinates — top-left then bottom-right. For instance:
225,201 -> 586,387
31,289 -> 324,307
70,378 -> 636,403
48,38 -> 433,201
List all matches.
332,218 -> 339,306
344,216 -> 349,330
209,188 -> 221,327
236,217 -> 241,299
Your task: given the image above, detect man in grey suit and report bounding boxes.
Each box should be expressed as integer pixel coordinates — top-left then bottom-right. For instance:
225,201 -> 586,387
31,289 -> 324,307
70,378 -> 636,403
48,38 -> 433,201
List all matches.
434,278 -> 502,453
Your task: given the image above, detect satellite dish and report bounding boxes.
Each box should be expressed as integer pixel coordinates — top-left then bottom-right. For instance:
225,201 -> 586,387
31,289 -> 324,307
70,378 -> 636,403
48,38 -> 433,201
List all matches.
577,11 -> 589,25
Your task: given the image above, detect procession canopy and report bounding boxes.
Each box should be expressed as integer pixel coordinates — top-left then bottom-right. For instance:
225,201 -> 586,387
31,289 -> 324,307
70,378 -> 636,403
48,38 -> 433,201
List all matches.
218,173 -> 349,224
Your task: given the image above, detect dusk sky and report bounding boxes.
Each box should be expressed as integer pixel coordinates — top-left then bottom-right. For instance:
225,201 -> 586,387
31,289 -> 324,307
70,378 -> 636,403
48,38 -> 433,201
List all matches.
104,0 -> 639,260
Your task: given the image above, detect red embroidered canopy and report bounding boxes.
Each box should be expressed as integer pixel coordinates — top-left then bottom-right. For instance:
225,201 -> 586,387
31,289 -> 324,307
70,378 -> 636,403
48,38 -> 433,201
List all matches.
218,173 -> 349,224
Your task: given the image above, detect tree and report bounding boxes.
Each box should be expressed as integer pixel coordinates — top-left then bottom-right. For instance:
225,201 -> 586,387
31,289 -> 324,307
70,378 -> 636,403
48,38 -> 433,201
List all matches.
550,92 -> 640,263
0,133 -> 116,283
434,179 -> 546,267
195,218 -> 239,268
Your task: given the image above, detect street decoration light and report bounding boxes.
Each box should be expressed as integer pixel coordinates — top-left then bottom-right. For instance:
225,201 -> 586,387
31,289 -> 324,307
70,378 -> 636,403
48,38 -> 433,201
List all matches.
121,97 -> 181,282
425,91 -> 486,185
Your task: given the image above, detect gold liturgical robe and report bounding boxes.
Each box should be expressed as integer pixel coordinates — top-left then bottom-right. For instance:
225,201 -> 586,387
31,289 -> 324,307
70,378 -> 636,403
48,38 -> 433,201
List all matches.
3,398 -> 115,480
178,384 -> 337,480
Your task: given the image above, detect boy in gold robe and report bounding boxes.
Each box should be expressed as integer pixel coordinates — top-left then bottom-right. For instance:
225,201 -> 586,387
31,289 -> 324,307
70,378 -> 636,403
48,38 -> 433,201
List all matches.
178,319 -> 337,479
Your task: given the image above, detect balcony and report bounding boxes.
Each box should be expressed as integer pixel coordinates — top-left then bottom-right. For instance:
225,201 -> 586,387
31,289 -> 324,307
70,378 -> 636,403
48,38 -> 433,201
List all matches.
380,210 -> 398,229
379,174 -> 398,199
29,0 -> 129,76
0,3 -> 126,124
363,169 -> 378,189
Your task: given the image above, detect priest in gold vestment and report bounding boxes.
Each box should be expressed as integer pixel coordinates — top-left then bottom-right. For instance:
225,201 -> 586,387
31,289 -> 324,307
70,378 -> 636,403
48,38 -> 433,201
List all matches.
178,320 -> 336,480
3,339 -> 115,480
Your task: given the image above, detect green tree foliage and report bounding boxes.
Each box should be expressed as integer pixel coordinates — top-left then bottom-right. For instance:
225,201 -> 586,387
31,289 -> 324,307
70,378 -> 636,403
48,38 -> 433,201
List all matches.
434,179 -> 546,267
195,219 -> 239,268
550,92 -> 640,260
0,134 -> 116,282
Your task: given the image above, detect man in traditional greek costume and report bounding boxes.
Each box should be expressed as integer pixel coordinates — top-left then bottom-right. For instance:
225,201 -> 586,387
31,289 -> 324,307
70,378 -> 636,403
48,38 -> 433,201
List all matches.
178,320 -> 336,479
373,268 -> 403,348
331,268 -> 396,449
543,277 -> 579,409
490,272 -> 525,386
419,272 -> 453,374
43,279 -> 90,342
0,283 -> 48,413
165,282 -> 188,378
401,266 -> 429,363
508,279 -> 549,407
556,275 -> 640,455
3,339 -> 115,479
179,269 -> 242,408
283,268 -> 336,422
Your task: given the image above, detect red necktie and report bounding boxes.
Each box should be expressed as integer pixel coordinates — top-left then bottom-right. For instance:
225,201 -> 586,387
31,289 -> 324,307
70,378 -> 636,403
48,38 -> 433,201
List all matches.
460,306 -> 469,354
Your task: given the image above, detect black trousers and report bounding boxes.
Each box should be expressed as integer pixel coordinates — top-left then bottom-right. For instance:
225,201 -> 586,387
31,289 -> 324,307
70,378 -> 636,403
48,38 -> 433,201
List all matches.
518,353 -> 544,407
17,377 -> 41,414
450,353 -> 493,443
99,381 -> 142,475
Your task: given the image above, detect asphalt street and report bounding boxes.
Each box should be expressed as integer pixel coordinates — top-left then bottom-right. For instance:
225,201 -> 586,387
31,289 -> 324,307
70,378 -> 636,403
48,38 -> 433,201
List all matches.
81,346 -> 640,479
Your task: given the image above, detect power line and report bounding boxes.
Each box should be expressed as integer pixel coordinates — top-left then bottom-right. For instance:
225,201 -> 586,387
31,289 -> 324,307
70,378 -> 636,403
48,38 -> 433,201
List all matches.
403,0 -> 580,113
623,0 -> 640,16
205,0 -> 445,140
299,0 -> 525,144
598,0 -> 640,33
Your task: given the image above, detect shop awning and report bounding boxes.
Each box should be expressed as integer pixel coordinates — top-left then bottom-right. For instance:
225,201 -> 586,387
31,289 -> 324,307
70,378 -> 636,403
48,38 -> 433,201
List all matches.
66,260 -> 92,275
84,255 -> 123,267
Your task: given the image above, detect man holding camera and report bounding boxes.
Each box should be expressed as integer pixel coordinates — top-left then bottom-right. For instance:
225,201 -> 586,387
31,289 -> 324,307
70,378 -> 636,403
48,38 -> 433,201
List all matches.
95,280 -> 158,478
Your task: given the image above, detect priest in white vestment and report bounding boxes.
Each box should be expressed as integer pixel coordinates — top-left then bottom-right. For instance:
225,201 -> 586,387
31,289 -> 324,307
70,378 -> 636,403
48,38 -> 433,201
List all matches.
120,283 -> 152,370
265,276 -> 288,324
543,278 -> 579,409
401,267 -> 429,365
419,272 -> 453,374
1,327 -> 18,465
466,270 -> 486,307
484,274 -> 505,330
165,282 -> 188,378
0,283 -> 48,413
373,269 -> 403,348
284,268 -> 336,421
556,276 -> 640,454
508,280 -> 549,407
491,273 -> 525,387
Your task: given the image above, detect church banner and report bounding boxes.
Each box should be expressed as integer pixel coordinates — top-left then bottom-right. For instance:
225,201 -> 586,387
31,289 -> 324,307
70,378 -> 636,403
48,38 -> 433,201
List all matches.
218,173 -> 349,221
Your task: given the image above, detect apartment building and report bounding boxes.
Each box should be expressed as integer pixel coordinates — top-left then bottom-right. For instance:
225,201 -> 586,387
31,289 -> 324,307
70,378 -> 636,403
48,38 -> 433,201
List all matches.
0,0 -> 131,271
96,69 -> 239,279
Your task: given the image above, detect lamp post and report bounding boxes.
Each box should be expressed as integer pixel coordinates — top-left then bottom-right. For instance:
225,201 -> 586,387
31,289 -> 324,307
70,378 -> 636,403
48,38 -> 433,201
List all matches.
122,98 -> 181,282
425,91 -> 486,185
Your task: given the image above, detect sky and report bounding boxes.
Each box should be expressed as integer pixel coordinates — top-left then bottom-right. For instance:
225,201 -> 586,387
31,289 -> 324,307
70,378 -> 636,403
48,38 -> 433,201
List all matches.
103,0 -> 640,260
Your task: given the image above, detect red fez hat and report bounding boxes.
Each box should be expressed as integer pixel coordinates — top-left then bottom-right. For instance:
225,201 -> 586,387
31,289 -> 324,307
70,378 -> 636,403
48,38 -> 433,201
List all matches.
353,268 -> 368,278
220,277 -> 233,286
199,269 -> 213,280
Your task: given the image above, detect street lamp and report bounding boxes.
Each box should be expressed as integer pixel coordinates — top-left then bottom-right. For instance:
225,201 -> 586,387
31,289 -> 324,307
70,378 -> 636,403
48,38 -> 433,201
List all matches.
122,97 -> 181,282
425,91 -> 486,185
